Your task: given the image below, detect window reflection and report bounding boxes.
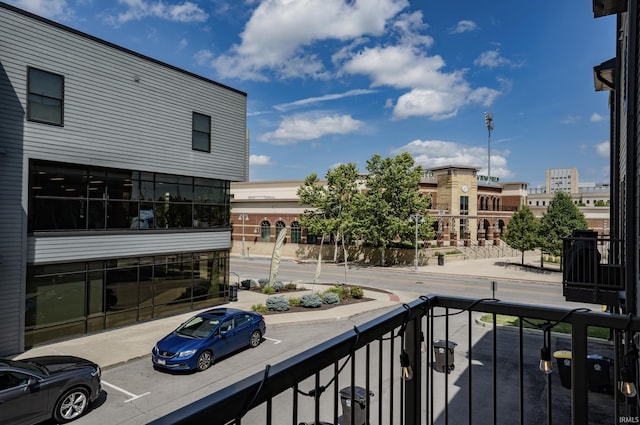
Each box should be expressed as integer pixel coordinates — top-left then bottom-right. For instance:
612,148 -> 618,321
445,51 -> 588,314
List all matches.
29,160 -> 229,232
25,251 -> 229,347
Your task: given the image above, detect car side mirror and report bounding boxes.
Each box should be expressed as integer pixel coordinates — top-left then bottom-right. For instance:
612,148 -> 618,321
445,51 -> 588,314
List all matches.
22,377 -> 38,391
220,331 -> 228,337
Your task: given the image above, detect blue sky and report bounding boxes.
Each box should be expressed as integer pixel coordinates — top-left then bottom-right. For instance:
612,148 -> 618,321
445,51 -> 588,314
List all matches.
7,0 -> 615,188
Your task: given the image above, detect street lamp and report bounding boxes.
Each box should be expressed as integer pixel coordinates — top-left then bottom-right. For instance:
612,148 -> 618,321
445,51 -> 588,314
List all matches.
238,214 -> 249,257
484,112 -> 494,182
409,214 -> 424,271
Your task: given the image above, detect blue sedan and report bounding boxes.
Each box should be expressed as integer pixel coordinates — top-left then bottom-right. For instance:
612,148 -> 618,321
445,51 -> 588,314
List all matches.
151,308 -> 266,372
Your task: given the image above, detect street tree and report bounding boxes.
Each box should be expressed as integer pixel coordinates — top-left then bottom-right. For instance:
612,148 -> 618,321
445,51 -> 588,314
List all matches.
297,163 -> 360,262
503,206 -> 539,265
355,153 -> 434,265
538,191 -> 588,268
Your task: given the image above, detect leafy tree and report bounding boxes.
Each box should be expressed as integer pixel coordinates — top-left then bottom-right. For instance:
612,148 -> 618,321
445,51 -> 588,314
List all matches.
353,153 -> 434,265
538,192 -> 588,268
297,163 -> 360,262
503,206 -> 539,265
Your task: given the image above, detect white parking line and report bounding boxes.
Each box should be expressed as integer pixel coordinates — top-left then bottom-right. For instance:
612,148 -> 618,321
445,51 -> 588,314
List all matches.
102,380 -> 151,403
264,337 -> 282,344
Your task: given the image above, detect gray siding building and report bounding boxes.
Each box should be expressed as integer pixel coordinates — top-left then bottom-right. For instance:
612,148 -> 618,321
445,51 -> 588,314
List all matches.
0,2 -> 247,355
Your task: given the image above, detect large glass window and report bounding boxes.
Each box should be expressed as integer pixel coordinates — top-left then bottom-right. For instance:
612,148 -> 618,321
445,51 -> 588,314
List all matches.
275,221 -> 286,242
192,112 -> 211,152
29,160 -> 230,233
27,67 -> 64,125
25,250 -> 229,347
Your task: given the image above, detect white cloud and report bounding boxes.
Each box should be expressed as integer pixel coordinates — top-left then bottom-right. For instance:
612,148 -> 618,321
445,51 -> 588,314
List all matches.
449,20 -> 477,34
561,115 -> 580,124
178,37 -> 188,51
590,113 -> 604,122
596,141 -> 610,157
10,0 -> 73,20
474,49 -> 523,69
273,89 -> 377,112
341,44 -> 499,119
250,155 -> 273,165
392,139 -> 512,178
212,0 -> 408,80
105,0 -> 208,26
258,113 -> 364,145
193,49 -> 214,66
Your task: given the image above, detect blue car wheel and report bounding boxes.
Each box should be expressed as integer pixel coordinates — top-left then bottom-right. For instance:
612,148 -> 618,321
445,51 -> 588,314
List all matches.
196,351 -> 213,371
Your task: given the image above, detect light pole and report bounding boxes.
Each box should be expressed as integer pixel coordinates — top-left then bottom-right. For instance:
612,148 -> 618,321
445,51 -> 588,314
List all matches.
409,214 -> 424,271
238,214 -> 249,257
484,112 -> 494,182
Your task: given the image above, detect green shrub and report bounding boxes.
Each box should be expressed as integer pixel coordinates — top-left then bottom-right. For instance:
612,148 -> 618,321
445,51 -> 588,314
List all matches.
258,278 -> 269,285
350,286 -> 364,299
300,293 -> 322,308
288,297 -> 300,307
272,281 -> 284,291
327,284 -> 351,300
262,286 -> 276,295
323,292 -> 340,305
251,304 -> 268,314
266,295 -> 290,311
285,282 -> 298,290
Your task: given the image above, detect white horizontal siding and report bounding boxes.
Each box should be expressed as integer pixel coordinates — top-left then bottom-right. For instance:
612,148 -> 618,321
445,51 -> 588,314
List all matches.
1,7 -> 248,182
28,231 -> 232,264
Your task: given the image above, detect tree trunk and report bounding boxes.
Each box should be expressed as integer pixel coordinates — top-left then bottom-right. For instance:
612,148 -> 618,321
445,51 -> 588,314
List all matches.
521,250 -> 524,265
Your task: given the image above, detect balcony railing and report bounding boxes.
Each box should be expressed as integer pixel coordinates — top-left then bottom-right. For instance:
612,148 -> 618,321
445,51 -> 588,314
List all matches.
563,231 -> 624,306
150,296 -> 640,425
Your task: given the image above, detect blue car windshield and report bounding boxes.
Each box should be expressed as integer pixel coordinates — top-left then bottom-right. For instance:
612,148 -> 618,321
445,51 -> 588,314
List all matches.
175,316 -> 220,339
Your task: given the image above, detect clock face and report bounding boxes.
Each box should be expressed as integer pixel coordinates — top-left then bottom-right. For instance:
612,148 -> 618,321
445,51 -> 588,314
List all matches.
461,184 -> 468,193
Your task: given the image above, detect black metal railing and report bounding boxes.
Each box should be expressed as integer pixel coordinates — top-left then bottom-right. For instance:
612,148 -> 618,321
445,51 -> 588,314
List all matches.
562,231 -> 624,305
150,296 -> 640,425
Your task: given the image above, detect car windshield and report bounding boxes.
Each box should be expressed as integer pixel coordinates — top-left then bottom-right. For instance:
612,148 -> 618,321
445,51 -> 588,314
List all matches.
175,316 -> 220,339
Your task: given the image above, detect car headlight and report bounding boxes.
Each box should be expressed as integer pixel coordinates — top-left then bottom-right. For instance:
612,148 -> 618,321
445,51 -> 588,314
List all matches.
177,349 -> 197,358
92,366 -> 101,378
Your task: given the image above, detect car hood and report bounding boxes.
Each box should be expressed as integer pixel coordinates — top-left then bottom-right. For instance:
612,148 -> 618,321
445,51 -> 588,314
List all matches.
25,356 -> 98,373
157,332 -> 205,353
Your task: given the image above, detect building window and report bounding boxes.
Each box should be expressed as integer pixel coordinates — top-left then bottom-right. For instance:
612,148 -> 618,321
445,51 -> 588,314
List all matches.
260,221 -> 271,242
460,196 -> 469,215
25,251 -> 229,347
291,221 -> 301,243
275,221 -> 286,242
27,67 -> 64,125
192,112 -> 211,152
28,160 -> 229,232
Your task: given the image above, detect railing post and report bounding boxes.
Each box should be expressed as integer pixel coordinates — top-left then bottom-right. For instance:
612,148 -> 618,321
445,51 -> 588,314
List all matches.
571,315 -> 589,425
405,319 -> 421,424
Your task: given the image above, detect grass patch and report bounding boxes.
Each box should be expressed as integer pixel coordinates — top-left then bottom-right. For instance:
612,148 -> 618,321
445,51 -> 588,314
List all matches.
479,314 -> 610,340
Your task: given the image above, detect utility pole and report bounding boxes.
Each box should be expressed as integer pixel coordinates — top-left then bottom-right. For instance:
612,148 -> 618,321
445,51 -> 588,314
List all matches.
484,112 -> 494,182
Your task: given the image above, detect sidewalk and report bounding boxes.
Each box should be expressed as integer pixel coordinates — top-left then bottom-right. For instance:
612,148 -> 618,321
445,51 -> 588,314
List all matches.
13,284 -> 400,369
13,254 -> 561,369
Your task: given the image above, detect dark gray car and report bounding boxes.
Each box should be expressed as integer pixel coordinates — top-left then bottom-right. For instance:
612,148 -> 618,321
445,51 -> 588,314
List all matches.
0,356 -> 102,424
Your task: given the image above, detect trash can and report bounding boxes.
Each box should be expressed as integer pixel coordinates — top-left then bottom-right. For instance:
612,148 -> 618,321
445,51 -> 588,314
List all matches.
553,350 -> 572,389
339,386 -> 371,425
587,354 -> 614,394
438,254 -> 445,266
229,284 -> 238,302
553,351 -> 614,394
433,339 -> 456,373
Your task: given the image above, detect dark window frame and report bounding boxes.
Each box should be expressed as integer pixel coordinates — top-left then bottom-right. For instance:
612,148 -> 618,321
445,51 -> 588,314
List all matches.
27,67 -> 64,126
192,112 -> 211,152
